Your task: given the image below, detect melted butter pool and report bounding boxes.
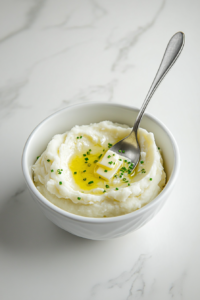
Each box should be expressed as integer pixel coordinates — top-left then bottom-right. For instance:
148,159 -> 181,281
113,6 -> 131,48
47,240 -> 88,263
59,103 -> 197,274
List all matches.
69,148 -> 137,193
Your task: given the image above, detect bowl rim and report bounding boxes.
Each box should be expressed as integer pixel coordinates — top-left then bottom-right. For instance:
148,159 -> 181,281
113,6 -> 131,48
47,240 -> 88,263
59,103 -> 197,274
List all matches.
22,102 -> 180,224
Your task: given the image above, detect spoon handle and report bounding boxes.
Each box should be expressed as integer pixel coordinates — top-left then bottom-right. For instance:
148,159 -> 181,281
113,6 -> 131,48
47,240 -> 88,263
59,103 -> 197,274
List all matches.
133,31 -> 185,132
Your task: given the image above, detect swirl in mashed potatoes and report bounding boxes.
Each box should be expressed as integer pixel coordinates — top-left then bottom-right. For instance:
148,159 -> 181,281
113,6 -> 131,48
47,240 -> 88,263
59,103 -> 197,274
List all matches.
33,121 -> 166,218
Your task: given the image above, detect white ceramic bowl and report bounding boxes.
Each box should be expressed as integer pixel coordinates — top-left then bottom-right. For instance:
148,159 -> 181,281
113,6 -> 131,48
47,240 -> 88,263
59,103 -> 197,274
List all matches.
22,102 -> 180,240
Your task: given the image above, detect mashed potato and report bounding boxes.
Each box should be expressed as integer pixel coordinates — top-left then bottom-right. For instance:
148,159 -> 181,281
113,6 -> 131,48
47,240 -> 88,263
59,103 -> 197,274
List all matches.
33,121 -> 166,218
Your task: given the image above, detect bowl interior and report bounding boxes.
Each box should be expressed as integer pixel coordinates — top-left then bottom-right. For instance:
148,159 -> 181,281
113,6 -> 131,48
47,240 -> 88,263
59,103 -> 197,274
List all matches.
24,103 -> 176,199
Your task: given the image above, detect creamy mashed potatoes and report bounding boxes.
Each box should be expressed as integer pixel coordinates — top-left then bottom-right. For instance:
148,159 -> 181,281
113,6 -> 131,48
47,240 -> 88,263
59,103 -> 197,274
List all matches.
33,121 -> 166,218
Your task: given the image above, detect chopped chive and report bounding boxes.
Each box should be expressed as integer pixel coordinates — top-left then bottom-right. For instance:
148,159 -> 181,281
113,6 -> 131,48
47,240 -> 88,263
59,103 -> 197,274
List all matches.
107,155 -> 111,158
77,137 -> 79,139
113,154 -> 115,156
124,160 -> 127,162
150,178 -> 152,181
88,181 -> 94,184
58,171 -> 62,174
120,175 -> 122,178
98,154 -> 103,159
83,154 -> 86,157
128,183 -> 130,186
118,150 -> 122,153
74,172 -> 77,175
59,181 -> 62,185
104,170 -> 108,172
103,149 -> 105,151
114,175 -> 117,178
119,159 -> 122,161
140,161 -> 144,164
83,178 -> 87,181
103,190 -> 106,193
105,185 -> 109,188
51,169 -> 54,172
128,170 -> 131,174
89,149 -> 91,151
108,161 -> 113,165
47,159 -> 50,162
115,188 -> 119,190
158,147 -> 160,150
122,150 -> 125,153
37,156 -> 40,160
99,176 -> 101,179
123,178 -> 127,181
80,136 -> 82,139
85,157 -> 89,161
87,151 -> 90,155
94,160 -> 98,163
87,163 -> 91,167
113,162 -> 115,165
61,169 -> 63,171
83,170 -> 86,172
77,197 -> 81,200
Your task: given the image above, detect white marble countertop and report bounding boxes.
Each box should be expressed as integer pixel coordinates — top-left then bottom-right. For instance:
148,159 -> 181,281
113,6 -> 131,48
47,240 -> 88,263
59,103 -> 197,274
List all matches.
0,0 -> 199,299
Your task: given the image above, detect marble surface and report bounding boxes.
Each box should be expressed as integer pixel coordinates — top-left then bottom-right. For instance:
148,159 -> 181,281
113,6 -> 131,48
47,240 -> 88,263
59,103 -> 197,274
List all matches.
0,0 -> 199,299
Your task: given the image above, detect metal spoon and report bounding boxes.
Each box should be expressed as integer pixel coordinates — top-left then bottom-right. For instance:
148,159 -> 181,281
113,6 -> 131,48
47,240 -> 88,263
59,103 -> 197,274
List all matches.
110,32 -> 185,170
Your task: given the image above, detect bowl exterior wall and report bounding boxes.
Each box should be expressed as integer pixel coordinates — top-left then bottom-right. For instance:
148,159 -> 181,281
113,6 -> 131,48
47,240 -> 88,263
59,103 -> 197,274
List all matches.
28,189 -> 169,240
